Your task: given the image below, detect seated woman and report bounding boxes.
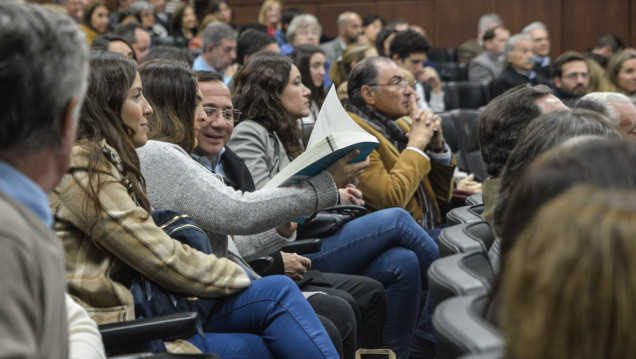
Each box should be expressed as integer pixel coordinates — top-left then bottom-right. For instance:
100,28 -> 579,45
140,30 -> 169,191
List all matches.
501,185 -> 636,359
50,51 -> 339,359
137,59 -> 383,359
289,45 -> 326,125
228,51 -> 440,359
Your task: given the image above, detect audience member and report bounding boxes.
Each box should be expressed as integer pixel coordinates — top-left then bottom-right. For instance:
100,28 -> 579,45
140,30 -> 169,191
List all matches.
0,3 -> 105,358
604,52 -> 636,101
585,57 -> 609,92
281,14 -> 322,55
149,0 -> 170,30
552,51 -> 590,102
108,0 -> 133,29
80,1 -> 110,45
577,92 -> 636,140
229,51 -> 440,359
140,62 -> 385,359
144,45 -> 195,64
458,13 -> 503,63
490,34 -> 552,97
113,22 -> 152,63
169,3 -> 197,47
390,30 -> 445,112
236,29 -> 279,66
588,34 -> 624,68
522,21 -> 552,78
208,0 -> 233,25
91,34 -> 137,61
360,15 -> 384,45
502,185 -> 636,359
345,57 -> 454,234
193,21 -> 237,84
330,43 -> 378,99
375,26 -> 397,57
388,19 -> 409,32
468,26 -> 510,83
320,11 -> 363,64
128,1 -> 168,38
258,0 -> 283,40
290,45 -> 327,124
53,51 -> 340,358
56,0 -> 84,21
478,84 -> 567,226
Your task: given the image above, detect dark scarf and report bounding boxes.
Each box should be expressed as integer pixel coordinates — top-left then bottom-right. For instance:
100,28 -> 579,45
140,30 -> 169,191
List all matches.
344,100 -> 408,152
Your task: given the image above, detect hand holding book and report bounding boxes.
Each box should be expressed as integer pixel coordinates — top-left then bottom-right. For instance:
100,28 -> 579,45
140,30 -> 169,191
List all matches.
326,149 -> 369,188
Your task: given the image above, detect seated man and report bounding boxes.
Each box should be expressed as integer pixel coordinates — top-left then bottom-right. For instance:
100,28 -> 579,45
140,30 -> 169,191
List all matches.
0,3 -> 104,358
468,26 -> 510,83
478,84 -> 567,230
458,13 -> 503,64
552,51 -> 590,102
344,57 -> 455,232
576,92 -> 636,140
490,34 -> 551,97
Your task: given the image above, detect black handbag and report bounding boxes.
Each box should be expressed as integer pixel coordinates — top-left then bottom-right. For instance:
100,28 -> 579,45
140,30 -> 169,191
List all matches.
296,205 -> 367,240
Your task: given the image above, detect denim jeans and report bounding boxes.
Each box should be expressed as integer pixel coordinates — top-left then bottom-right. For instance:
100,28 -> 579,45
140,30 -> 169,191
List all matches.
188,275 -> 340,359
305,208 -> 440,359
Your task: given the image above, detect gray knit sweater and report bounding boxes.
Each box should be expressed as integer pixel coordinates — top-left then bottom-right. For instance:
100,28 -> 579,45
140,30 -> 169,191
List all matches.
137,140 -> 338,260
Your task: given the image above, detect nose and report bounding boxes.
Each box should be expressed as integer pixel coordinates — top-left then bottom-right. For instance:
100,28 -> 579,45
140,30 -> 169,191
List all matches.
142,96 -> 153,116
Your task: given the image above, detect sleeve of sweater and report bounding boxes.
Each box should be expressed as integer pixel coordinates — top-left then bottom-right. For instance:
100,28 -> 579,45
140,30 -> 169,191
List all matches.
56,163 -> 250,298
233,228 -> 297,261
66,294 -> 106,359
137,141 -> 338,236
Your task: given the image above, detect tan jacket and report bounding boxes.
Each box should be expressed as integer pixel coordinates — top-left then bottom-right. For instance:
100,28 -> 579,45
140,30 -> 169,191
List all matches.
348,112 -> 456,226
51,141 -> 250,325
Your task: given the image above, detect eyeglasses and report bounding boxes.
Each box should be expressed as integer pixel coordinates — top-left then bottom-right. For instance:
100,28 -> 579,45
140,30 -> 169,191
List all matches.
562,72 -> 590,80
368,80 -> 409,90
203,106 -> 241,123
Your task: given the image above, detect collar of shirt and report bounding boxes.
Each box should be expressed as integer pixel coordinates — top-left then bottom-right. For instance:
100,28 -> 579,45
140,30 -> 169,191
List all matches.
515,68 -> 537,80
191,146 -> 226,173
0,160 -> 53,227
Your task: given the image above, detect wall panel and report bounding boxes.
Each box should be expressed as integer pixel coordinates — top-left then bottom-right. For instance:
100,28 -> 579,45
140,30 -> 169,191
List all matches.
433,0 -> 496,48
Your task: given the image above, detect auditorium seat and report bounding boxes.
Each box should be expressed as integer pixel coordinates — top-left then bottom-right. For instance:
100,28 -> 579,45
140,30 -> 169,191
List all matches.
465,192 -> 483,206
437,62 -> 468,82
429,48 -> 453,63
434,295 -> 504,359
438,221 -> 495,257
446,204 -> 484,226
454,82 -> 490,109
451,109 -> 488,181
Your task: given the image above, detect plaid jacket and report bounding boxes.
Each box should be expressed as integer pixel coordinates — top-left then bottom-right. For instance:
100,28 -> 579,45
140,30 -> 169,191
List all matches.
50,141 -> 251,327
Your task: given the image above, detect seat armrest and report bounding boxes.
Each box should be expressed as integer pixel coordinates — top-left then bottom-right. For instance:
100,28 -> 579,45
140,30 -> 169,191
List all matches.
247,256 -> 275,275
99,312 -> 198,347
281,238 -> 322,254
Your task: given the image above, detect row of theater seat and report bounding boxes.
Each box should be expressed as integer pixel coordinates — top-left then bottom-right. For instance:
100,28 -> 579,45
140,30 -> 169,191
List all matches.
427,193 -> 504,359
438,109 -> 488,181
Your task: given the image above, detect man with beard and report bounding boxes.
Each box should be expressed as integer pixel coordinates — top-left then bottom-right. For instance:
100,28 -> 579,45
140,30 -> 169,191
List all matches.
552,52 -> 590,102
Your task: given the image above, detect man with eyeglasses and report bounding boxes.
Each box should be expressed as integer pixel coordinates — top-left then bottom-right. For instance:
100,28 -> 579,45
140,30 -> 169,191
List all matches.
345,57 -> 455,234
345,56 -> 455,358
552,51 -> 590,101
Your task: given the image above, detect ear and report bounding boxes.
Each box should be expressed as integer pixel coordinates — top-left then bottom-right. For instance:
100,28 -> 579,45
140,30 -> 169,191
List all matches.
391,54 -> 401,64
553,76 -> 562,89
361,85 -> 376,106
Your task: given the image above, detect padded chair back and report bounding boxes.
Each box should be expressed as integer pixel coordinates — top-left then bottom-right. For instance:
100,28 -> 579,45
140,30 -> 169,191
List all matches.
427,252 -> 494,312
446,204 -> 484,226
437,62 -> 467,82
451,109 -> 488,181
301,122 -> 314,148
429,48 -> 453,63
438,111 -> 464,169
454,82 -> 490,109
438,220 -> 494,257
434,295 -> 504,359
465,192 -> 483,206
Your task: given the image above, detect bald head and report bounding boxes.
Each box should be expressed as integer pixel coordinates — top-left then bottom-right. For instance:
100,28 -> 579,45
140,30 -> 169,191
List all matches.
579,92 -> 636,140
337,12 -> 363,45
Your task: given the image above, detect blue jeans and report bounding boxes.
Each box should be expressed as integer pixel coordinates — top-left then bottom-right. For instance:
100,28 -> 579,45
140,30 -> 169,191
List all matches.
306,208 -> 440,359
188,275 -> 340,359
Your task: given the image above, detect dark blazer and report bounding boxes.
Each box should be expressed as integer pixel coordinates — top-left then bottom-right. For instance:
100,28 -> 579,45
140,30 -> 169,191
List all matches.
319,38 -> 343,64
490,65 -> 551,98
221,147 -> 256,192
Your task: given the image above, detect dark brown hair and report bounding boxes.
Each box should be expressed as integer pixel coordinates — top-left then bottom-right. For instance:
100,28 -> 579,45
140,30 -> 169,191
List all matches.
76,51 -> 152,225
290,44 -> 325,108
232,51 -> 303,158
139,59 -> 198,154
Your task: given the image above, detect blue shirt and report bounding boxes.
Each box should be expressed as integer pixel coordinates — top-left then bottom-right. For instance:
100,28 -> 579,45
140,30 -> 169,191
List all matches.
191,147 -> 227,178
193,55 -> 233,86
0,161 -> 53,227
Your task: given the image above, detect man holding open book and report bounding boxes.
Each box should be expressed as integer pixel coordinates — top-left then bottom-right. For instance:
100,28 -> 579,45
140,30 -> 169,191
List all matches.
344,57 -> 456,234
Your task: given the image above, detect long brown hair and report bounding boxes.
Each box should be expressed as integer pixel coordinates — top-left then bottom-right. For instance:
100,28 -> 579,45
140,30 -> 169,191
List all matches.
76,51 -> 152,225
502,185 -> 636,359
232,51 -> 303,158
139,59 -> 198,154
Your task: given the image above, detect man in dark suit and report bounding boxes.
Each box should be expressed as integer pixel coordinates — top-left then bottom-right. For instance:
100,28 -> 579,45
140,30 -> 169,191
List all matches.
319,11 -> 363,64
490,33 -> 551,97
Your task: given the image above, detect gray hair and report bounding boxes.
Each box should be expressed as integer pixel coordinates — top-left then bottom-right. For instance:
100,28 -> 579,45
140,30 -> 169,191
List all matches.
202,21 -> 236,50
128,0 -> 154,15
347,56 -> 393,108
504,33 -> 531,57
522,21 -> 548,35
580,92 -> 632,126
478,13 -> 503,33
286,14 -> 322,44
0,2 -> 88,154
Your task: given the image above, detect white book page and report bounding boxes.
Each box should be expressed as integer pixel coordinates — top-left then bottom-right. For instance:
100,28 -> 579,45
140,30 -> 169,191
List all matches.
307,85 -> 369,148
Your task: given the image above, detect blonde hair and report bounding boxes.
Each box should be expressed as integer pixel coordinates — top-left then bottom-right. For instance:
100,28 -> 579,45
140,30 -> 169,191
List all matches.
257,0 -> 281,26
605,52 -> 636,94
329,43 -> 374,89
502,185 -> 636,359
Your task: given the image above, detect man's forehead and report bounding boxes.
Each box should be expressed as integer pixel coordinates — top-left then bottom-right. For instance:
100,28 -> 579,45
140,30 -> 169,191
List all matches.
377,61 -> 402,80
562,60 -> 588,73
200,81 -> 232,104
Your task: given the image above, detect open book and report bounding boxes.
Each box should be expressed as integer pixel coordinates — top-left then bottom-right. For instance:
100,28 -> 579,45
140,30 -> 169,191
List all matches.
262,85 -> 379,190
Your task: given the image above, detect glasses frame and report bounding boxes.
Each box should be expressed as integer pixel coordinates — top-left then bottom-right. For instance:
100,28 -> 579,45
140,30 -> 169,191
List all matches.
367,80 -> 410,90
203,106 -> 242,123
